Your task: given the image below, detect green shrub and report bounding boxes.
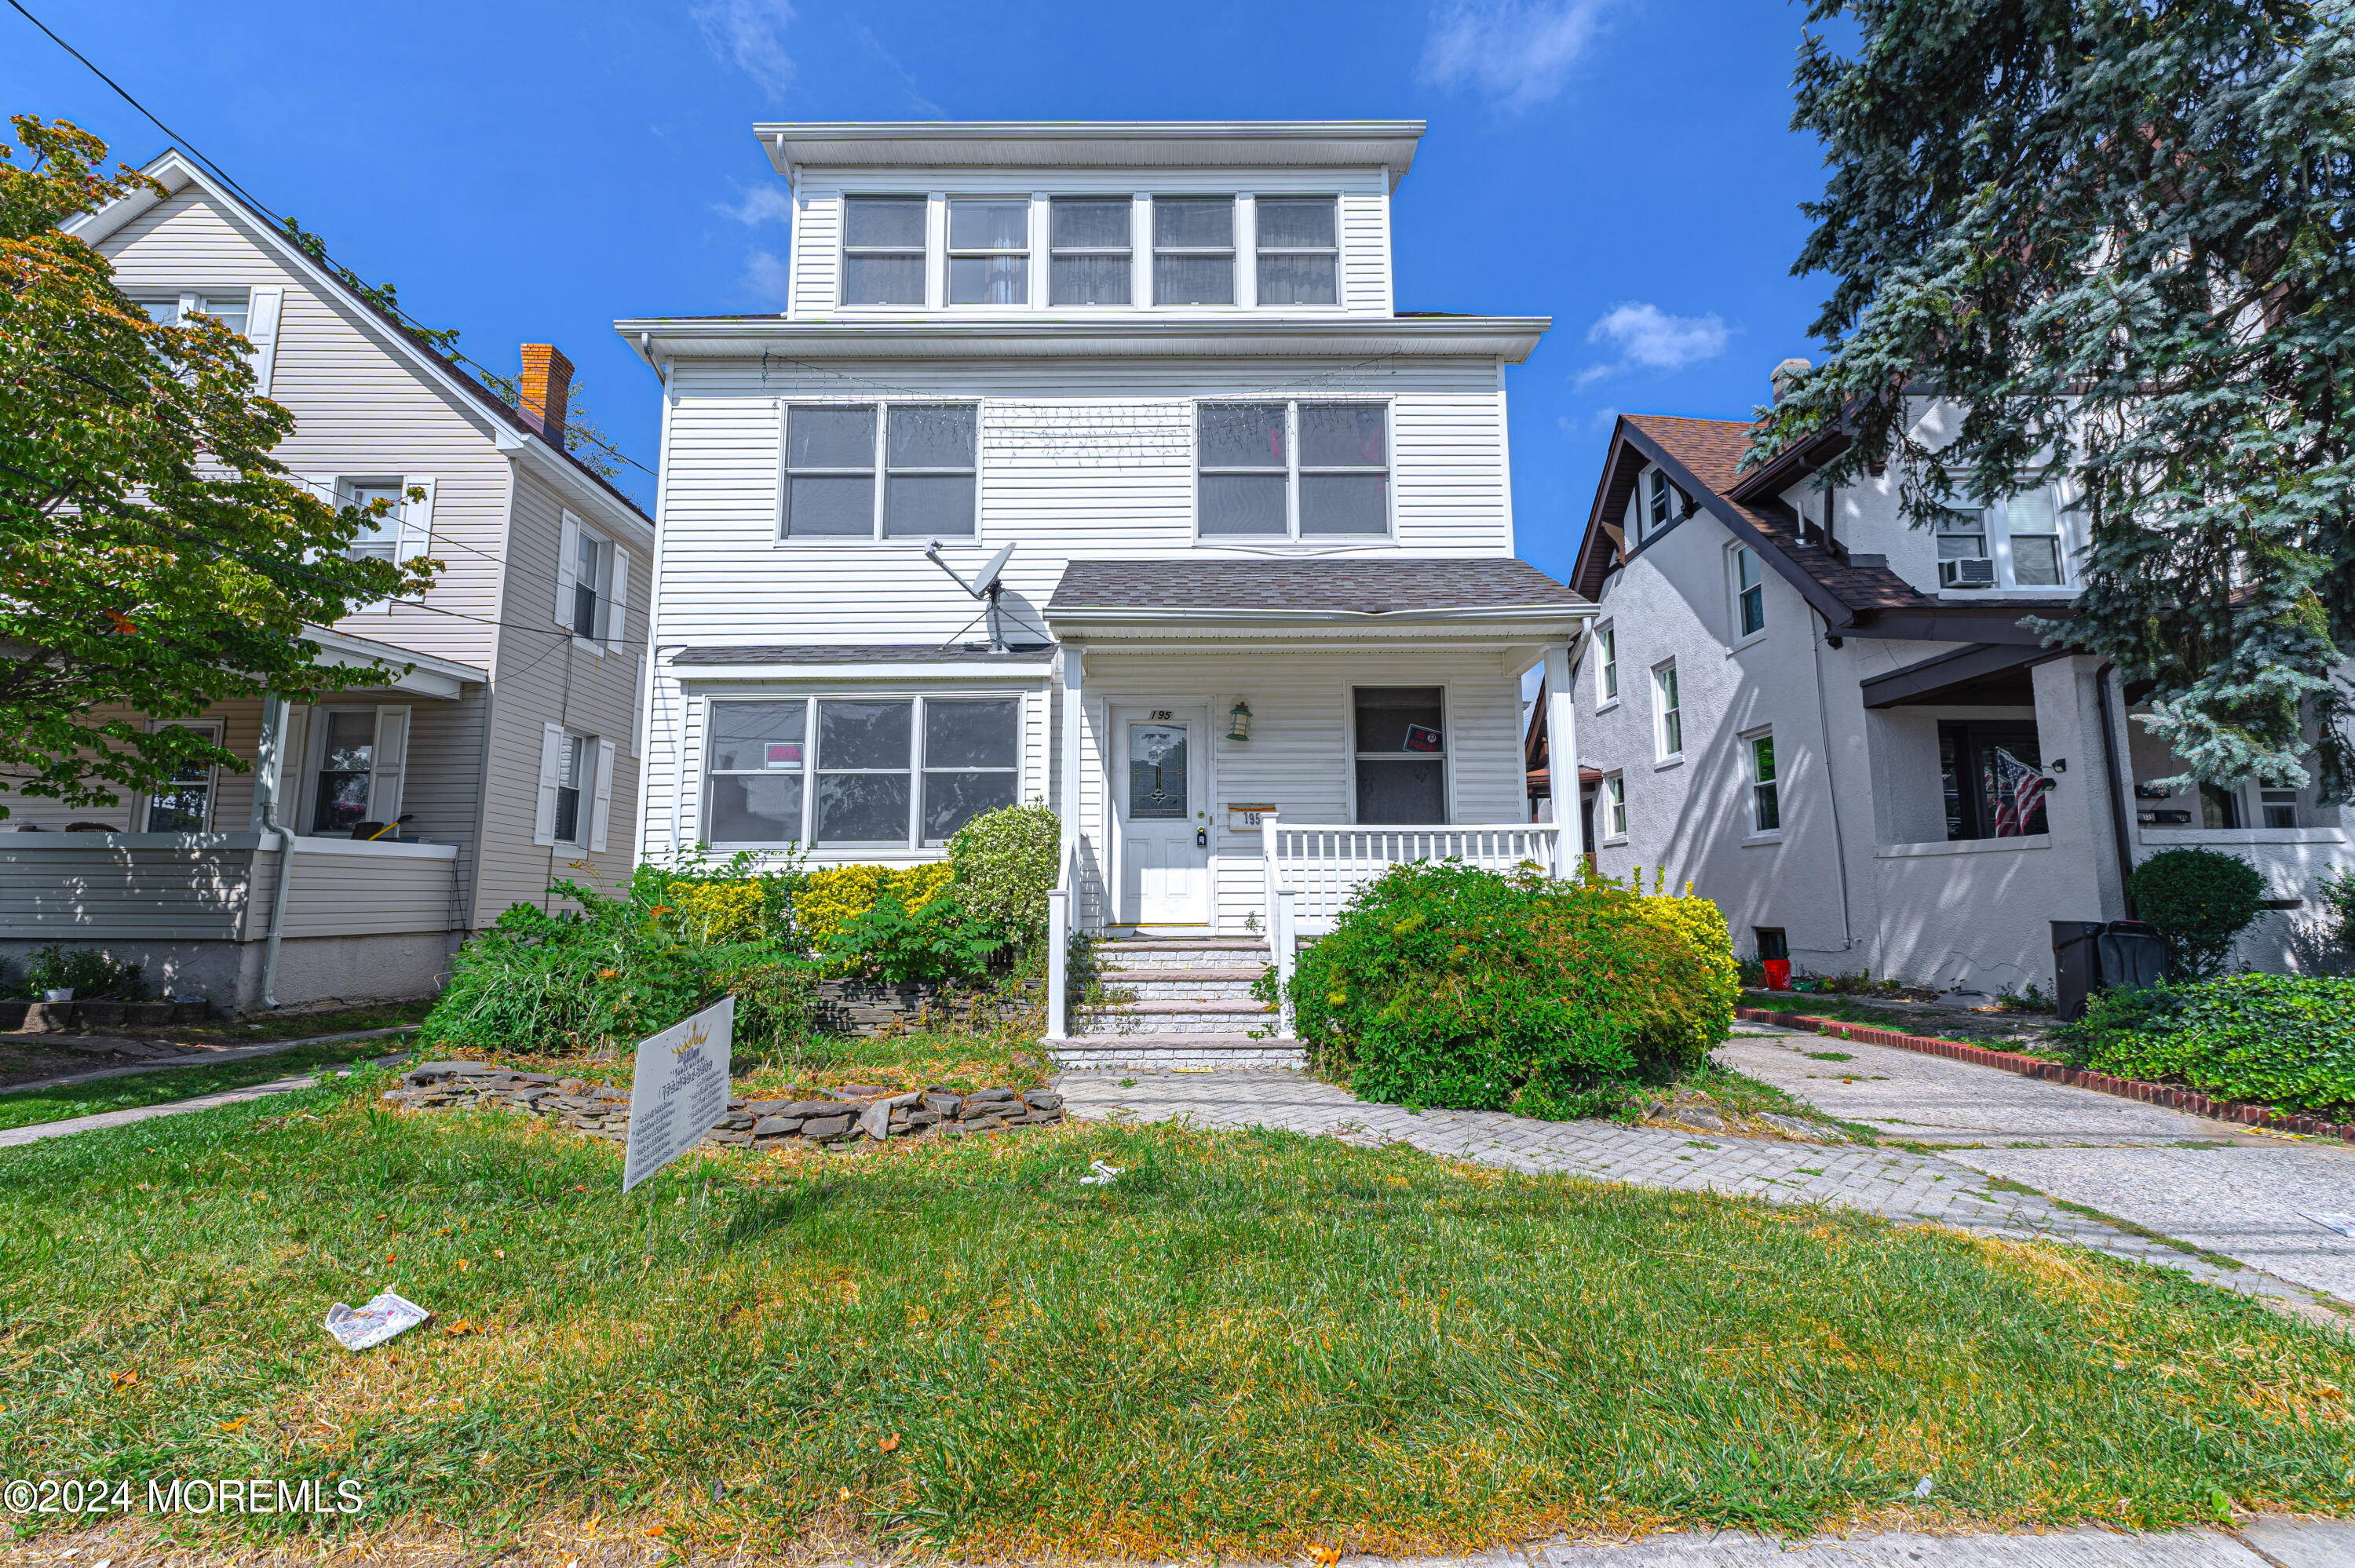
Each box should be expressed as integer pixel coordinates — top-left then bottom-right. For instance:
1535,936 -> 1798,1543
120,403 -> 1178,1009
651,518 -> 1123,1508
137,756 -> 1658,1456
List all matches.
947,800 -> 1061,943
2320,864 -> 2355,965
818,883 -> 1008,983
13,945 -> 148,1001
792,863 -> 953,945
2063,974 -> 2355,1117
1280,863 -> 1736,1119
425,851 -> 814,1058
2130,847 -> 2265,979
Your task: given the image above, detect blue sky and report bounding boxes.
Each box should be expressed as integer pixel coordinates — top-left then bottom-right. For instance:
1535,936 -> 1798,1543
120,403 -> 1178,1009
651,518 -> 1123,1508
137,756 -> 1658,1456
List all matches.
4,0 -> 1835,582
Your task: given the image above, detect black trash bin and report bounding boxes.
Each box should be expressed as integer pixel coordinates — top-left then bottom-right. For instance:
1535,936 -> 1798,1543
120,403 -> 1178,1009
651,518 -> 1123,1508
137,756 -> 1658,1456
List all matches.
2051,918 -> 2170,1021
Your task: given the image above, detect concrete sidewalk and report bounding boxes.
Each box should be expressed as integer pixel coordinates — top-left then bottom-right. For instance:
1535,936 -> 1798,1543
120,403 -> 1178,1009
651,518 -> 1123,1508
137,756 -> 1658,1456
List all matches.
1491,1517 -> 2348,1565
0,1023 -> 419,1098
0,1073 -> 326,1147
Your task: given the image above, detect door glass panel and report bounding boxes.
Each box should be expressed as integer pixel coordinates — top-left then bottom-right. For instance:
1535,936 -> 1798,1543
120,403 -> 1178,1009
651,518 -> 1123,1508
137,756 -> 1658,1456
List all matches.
1127,723 -> 1188,819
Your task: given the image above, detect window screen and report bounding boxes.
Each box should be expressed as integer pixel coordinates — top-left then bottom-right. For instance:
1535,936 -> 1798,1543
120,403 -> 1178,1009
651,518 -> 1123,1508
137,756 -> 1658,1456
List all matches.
1354,687 -> 1445,824
706,700 -> 806,845
842,197 -> 926,304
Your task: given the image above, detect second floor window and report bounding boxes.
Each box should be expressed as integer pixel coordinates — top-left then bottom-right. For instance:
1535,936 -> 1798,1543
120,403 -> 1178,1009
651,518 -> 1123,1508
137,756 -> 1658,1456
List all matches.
781,403 -> 977,540
571,527 -> 612,640
1749,732 -> 1780,832
1154,198 -> 1235,304
1937,487 -> 2071,589
1197,400 -> 1389,538
1050,198 -> 1132,304
343,480 -> 406,567
1734,546 -> 1765,637
1654,660 -> 1682,760
1597,623 -> 1619,704
842,196 -> 927,305
1255,197 -> 1338,304
947,199 -> 1028,305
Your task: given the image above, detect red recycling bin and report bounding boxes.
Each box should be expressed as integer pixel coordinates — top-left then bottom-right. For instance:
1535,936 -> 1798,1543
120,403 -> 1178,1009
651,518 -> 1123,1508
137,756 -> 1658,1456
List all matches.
1762,959 -> 1792,990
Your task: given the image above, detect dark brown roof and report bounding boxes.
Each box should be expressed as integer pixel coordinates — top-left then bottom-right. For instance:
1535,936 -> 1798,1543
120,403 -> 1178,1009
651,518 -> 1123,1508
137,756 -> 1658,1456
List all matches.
670,644 -> 1053,665
1046,557 -> 1588,616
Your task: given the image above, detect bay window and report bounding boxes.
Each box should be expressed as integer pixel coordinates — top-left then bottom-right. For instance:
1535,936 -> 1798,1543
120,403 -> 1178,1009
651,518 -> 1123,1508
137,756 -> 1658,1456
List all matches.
780,403 -> 977,540
1197,400 -> 1389,538
703,695 -> 1022,849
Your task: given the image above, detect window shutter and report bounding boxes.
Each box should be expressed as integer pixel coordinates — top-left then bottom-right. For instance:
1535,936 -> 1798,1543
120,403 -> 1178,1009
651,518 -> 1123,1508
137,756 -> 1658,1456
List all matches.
630,654 -> 647,759
588,738 -> 617,852
532,722 -> 565,844
398,478 -> 436,567
365,706 -> 411,823
245,286 -> 285,396
555,512 -> 581,629
604,545 -> 629,656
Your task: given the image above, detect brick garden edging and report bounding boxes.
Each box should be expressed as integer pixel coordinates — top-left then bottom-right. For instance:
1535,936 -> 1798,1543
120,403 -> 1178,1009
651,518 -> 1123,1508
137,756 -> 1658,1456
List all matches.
1736,1007 -> 2355,1145
385,1062 -> 1064,1150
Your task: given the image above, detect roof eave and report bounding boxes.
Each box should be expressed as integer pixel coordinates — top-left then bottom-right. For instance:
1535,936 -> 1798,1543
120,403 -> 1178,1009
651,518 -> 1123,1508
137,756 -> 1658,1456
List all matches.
753,120 -> 1427,189
614,315 -> 1549,364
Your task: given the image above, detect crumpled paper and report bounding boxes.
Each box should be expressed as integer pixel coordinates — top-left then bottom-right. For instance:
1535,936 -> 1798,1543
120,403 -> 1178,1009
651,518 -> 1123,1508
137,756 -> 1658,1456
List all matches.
1077,1160 -> 1124,1187
323,1291 -> 431,1351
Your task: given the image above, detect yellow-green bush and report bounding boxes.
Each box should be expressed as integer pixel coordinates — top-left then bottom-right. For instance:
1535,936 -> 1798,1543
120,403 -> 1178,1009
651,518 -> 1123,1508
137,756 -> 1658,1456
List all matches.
1629,885 -> 1740,1063
663,880 -> 770,943
794,863 -> 954,944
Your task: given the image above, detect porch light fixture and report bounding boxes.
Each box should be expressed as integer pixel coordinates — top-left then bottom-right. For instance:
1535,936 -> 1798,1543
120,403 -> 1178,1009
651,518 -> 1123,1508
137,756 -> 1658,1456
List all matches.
1226,699 -> 1252,742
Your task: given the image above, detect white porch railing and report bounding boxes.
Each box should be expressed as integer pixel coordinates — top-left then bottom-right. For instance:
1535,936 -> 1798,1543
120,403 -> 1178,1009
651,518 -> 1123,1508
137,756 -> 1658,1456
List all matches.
1260,818 -> 1563,935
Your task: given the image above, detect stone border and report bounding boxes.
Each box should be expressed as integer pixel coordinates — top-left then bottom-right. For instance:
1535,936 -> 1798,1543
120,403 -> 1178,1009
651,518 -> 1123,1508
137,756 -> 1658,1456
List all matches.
1,997 -> 212,1033
384,1062 -> 1065,1149
1737,1007 -> 2355,1144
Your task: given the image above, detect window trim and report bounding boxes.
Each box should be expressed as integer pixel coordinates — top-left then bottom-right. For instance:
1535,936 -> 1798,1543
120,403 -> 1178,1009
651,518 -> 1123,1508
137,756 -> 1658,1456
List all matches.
567,516 -> 615,647
1047,195 -> 1137,308
1151,194 -> 1239,307
1251,193 -> 1341,308
1744,727 -> 1780,838
944,196 -> 1032,308
699,691 -> 1028,852
1936,483 -> 2078,591
838,194 -> 929,308
1192,397 -> 1393,542
1652,658 -> 1683,765
1346,683 -> 1453,826
1601,771 -> 1628,844
776,400 -> 981,544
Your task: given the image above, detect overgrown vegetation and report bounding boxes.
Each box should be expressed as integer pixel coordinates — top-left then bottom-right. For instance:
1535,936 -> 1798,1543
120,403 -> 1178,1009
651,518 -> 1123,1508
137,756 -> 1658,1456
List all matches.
2,1080 -> 2349,1555
2130,848 -> 2266,979
1,944 -> 147,1001
1277,864 -> 1737,1119
2054,974 -> 2355,1118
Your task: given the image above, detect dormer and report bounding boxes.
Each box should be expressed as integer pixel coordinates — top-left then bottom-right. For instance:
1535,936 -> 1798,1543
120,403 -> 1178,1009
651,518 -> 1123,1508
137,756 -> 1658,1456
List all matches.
756,121 -> 1422,322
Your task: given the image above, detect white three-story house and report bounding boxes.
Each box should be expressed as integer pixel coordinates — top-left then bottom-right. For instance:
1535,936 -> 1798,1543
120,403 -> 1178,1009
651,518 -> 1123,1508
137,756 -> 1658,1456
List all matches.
620,121 -> 1592,1051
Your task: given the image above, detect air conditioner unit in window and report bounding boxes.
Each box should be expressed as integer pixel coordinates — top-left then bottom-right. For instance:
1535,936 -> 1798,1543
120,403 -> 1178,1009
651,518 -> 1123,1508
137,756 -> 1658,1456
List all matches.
1939,557 -> 1998,589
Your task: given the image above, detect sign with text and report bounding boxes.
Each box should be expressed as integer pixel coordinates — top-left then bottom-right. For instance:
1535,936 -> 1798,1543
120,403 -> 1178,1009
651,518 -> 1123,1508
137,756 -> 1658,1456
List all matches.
621,995 -> 733,1193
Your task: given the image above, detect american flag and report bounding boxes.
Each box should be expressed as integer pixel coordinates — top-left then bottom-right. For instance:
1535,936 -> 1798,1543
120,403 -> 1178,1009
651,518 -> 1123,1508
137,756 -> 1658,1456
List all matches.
1988,747 -> 2052,836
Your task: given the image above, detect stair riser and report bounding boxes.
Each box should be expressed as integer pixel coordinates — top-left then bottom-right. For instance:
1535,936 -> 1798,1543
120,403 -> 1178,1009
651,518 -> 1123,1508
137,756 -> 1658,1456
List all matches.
1112,979 -> 1264,1001
1093,951 -> 1269,971
1050,1043 -> 1307,1070
1082,1013 -> 1275,1035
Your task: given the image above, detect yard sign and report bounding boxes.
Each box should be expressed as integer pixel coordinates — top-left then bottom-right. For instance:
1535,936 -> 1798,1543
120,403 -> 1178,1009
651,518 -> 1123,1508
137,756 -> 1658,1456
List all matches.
621,995 -> 733,1193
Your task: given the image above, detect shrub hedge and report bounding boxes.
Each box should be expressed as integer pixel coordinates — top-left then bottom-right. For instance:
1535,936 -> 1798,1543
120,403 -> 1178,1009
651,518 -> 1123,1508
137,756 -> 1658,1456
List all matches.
1282,862 -> 1737,1119
2057,973 -> 2355,1118
2130,847 -> 2265,979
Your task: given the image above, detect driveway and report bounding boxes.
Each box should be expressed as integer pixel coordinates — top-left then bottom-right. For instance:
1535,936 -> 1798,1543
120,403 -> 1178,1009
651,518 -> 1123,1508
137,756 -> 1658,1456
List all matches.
1720,1031 -> 2355,1306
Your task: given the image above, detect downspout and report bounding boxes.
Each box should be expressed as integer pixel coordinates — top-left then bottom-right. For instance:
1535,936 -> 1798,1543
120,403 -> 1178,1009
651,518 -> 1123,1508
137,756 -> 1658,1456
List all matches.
255,695 -> 295,1008
1809,607 -> 1857,951
2094,660 -> 2138,919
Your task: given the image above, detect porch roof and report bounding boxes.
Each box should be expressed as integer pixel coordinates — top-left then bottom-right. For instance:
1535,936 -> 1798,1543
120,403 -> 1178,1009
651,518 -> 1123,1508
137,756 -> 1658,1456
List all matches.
1044,557 -> 1589,626
298,626 -> 484,701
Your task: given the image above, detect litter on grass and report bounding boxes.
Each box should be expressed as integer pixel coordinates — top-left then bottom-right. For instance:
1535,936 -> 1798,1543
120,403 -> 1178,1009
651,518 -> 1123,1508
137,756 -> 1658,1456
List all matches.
1913,1475 -> 1935,1498
1077,1160 -> 1124,1186
323,1291 -> 431,1351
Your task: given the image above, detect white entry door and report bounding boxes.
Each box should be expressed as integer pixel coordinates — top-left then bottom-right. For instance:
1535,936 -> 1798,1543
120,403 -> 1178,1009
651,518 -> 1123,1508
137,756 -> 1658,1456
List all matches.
1113,706 -> 1210,928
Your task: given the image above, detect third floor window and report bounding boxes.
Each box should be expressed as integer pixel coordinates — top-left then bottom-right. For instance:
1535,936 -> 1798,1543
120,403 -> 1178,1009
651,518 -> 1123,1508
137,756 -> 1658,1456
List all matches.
1154,198 -> 1236,305
842,196 -> 927,304
1050,198 -> 1132,305
1256,198 -> 1338,304
947,199 -> 1028,305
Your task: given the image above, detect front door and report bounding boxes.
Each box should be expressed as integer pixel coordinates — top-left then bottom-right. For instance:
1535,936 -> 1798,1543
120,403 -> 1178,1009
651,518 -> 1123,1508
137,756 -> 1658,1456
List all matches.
1113,706 -> 1210,928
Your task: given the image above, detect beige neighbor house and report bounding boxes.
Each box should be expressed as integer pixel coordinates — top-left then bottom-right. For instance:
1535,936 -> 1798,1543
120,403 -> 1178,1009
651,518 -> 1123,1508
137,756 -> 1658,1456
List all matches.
0,151 -> 653,1014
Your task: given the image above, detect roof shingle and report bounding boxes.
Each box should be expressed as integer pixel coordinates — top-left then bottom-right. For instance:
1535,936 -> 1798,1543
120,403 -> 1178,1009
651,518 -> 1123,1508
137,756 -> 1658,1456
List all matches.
1046,557 -> 1586,616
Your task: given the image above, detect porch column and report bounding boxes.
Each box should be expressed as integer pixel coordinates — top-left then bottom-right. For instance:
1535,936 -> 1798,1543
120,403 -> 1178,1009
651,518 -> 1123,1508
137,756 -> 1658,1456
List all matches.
1057,644 -> 1085,890
1544,638 -> 1585,874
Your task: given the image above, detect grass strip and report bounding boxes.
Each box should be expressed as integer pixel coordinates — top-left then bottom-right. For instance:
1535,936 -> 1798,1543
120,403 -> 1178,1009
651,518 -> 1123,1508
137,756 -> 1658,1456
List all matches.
0,1037 -> 412,1132
2,1072 -> 2350,1557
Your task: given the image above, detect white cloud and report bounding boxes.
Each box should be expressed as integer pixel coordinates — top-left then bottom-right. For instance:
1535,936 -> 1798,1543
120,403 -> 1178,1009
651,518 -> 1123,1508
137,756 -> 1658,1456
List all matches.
717,183 -> 794,226
743,249 -> 793,304
1574,302 -> 1731,387
1418,0 -> 1608,112
691,0 -> 797,101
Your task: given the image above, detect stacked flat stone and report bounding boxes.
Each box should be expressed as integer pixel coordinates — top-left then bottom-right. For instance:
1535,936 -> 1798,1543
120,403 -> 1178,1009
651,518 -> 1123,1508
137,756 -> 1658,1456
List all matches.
386,1062 -> 1065,1150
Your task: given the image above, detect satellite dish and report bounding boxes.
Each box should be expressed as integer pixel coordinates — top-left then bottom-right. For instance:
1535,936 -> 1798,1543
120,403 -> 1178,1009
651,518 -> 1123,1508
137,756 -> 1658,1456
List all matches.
924,540 -> 1017,651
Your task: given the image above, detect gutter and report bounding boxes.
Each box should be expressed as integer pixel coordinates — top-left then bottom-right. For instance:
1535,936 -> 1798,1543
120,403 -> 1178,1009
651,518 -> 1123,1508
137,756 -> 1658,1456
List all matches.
255,695 -> 295,1008
2094,660 -> 2139,918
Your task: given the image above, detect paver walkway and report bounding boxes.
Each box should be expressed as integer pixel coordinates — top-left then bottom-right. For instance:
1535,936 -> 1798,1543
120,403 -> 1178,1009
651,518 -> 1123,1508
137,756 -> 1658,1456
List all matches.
1057,1070 -> 2341,1315
1723,1033 -> 2355,1305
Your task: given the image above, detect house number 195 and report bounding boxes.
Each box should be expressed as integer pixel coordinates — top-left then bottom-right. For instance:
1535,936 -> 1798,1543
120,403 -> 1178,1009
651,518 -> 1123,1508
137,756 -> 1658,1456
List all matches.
1150,709 -> 1173,720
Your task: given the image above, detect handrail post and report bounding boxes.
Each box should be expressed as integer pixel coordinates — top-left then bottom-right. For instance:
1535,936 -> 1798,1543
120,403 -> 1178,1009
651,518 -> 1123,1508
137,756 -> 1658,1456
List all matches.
1045,888 -> 1070,1041
1260,812 -> 1280,939
1274,887 -> 1298,1039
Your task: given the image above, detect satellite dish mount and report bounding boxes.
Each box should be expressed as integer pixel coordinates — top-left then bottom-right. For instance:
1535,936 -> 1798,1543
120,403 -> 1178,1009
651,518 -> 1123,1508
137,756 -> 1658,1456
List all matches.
926,540 -> 1017,651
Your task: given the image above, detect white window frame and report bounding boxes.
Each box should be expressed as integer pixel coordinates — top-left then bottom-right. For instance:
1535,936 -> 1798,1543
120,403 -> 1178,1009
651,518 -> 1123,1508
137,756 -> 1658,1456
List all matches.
1046,195 -> 1137,307
1642,469 -> 1677,542
944,196 -> 1031,307
140,720 -> 221,833
1731,544 -> 1766,644
776,401 -> 980,544
1744,727 -> 1780,838
1652,659 -> 1683,765
838,195 -> 928,307
1936,484 -> 2078,590
331,476 -> 435,616
1252,194 -> 1339,307
1601,771 -> 1627,844
699,692 -> 1027,852
2257,782 -> 2299,830
1151,195 -> 1238,307
1192,398 -> 1393,542
1595,622 -> 1618,709
1348,684 -> 1451,826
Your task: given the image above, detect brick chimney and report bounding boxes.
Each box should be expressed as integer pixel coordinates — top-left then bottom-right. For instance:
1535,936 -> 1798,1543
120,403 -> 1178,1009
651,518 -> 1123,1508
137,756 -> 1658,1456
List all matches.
517,343 -> 573,448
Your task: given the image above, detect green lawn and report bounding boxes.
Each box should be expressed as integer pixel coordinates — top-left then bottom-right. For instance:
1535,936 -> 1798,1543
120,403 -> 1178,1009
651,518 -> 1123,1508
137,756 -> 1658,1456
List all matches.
0,1037 -> 415,1132
3,1072 -> 2350,1558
